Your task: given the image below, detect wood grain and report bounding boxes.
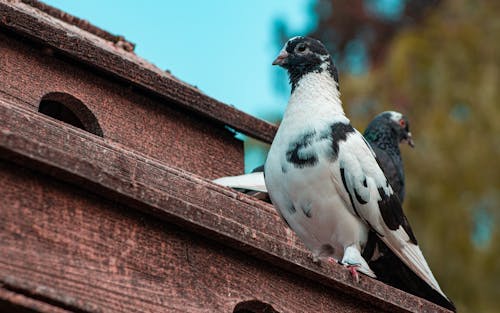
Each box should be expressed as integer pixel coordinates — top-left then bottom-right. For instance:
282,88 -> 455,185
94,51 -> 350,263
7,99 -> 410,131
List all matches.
0,287 -> 74,313
0,31 -> 244,180
1,161 -> 386,313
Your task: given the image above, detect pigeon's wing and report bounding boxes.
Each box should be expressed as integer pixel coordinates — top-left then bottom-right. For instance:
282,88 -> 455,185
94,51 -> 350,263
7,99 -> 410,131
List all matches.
213,172 -> 267,193
370,145 -> 405,202
330,130 -> 448,300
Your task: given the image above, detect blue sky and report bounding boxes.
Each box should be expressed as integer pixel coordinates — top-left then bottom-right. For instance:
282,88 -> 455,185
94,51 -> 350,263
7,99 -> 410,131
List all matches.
43,0 -> 315,121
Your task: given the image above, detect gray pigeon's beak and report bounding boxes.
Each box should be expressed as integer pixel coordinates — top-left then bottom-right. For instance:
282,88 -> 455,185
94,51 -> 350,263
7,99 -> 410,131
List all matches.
405,132 -> 415,148
272,50 -> 289,66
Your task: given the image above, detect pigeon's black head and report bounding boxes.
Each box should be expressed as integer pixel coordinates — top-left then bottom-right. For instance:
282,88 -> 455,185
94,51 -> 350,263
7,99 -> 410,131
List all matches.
273,36 -> 339,91
365,111 -> 414,148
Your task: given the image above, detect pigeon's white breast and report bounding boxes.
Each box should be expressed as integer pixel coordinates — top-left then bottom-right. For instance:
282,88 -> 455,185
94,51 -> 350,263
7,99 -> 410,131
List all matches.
265,125 -> 368,260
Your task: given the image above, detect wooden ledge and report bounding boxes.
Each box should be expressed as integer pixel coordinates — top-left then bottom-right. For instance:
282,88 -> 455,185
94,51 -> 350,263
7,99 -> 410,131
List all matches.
0,285 -> 73,313
0,99 -> 451,313
19,0 -> 136,51
0,0 -> 278,143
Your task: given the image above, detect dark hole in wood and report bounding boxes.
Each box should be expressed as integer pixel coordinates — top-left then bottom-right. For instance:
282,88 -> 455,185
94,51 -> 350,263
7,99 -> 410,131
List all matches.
39,100 -> 85,129
233,300 -> 280,313
38,92 -> 103,137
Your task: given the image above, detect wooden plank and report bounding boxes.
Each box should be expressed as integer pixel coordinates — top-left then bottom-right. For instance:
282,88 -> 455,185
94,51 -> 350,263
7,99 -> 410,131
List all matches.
1,161 -> 386,313
0,99 -> 449,313
0,286 -> 75,313
19,0 -> 136,51
0,32 -> 244,180
0,0 -> 278,143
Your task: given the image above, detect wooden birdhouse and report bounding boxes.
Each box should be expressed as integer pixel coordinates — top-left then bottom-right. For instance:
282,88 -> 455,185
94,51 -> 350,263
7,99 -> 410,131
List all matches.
0,1 -> 451,312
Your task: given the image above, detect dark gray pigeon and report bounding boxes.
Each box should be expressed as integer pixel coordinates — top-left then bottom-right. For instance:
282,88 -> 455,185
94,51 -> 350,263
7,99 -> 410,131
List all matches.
363,111 -> 414,202
264,36 -> 455,311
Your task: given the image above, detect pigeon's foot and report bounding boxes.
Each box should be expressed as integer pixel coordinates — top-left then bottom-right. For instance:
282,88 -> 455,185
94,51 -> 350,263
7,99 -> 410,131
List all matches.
341,245 -> 376,279
346,264 -> 360,283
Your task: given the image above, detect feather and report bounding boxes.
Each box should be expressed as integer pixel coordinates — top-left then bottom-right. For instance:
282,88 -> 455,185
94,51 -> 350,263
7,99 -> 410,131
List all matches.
212,172 -> 266,193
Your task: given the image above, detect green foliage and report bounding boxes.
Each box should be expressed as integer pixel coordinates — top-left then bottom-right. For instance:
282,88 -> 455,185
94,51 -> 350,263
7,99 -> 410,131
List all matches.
340,1 -> 500,311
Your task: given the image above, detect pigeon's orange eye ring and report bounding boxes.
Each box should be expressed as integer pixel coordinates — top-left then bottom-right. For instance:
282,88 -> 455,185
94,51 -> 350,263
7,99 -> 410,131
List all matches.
399,119 -> 406,127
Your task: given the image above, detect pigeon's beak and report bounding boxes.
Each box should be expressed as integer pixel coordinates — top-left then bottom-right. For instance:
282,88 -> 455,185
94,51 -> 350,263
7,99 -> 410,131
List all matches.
272,50 -> 289,66
404,132 -> 415,148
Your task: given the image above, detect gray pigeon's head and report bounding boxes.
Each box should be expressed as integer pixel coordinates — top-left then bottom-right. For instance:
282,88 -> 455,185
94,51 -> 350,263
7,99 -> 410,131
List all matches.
367,111 -> 414,147
273,36 -> 339,91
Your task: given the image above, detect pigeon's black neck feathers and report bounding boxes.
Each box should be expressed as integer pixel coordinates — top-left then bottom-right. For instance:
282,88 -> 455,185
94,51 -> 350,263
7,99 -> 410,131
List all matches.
364,113 -> 403,155
281,37 -> 339,93
364,123 -> 401,155
287,58 -> 339,93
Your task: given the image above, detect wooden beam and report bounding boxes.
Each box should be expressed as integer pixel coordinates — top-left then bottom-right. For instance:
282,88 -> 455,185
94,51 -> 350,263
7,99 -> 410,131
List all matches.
0,283 -> 75,313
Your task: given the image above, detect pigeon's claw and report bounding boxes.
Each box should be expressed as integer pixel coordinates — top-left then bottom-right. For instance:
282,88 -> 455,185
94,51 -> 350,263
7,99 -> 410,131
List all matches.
346,264 -> 360,283
341,245 -> 376,280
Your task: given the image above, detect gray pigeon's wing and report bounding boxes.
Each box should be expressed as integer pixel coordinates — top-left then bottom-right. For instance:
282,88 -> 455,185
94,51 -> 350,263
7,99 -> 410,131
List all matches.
364,232 -> 456,311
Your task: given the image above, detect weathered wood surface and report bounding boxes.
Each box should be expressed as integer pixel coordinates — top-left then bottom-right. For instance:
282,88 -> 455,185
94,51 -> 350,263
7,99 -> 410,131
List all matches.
20,0 -> 136,52
0,31 -> 243,180
0,0 -> 278,143
0,161 -> 388,313
0,286 -> 73,313
0,99 -> 451,313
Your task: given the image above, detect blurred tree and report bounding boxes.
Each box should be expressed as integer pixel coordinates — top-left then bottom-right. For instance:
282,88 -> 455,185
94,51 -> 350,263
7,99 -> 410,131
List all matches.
310,0 -> 442,70
272,0 -> 442,95
322,1 -> 499,312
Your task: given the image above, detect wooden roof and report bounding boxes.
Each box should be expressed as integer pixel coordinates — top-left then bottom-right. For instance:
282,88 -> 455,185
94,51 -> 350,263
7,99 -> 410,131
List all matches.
0,0 -> 278,143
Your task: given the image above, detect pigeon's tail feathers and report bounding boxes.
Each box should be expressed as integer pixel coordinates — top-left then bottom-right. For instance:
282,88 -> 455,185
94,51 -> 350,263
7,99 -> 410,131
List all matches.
358,264 -> 376,278
368,235 -> 456,312
213,172 -> 267,193
383,227 -> 450,300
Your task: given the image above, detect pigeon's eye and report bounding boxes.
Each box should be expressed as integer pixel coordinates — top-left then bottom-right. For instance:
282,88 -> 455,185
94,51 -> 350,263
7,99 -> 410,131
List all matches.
399,119 -> 406,127
296,44 -> 307,53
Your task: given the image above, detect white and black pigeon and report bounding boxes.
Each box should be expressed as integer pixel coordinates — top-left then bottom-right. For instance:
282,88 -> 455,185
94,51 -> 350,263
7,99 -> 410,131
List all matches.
214,112 -> 453,309
264,36 -> 455,311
